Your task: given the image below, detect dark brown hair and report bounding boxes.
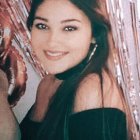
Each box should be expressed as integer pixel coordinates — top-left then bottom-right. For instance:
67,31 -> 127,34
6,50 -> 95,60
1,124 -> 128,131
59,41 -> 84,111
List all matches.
26,0 -> 124,140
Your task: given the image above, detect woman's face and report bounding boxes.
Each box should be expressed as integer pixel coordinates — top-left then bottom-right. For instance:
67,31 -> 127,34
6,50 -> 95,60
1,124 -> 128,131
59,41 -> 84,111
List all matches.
31,0 -> 92,74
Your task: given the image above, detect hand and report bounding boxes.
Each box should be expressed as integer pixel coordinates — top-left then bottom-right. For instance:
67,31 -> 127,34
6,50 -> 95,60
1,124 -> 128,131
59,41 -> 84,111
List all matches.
0,68 -> 21,140
0,69 -> 9,96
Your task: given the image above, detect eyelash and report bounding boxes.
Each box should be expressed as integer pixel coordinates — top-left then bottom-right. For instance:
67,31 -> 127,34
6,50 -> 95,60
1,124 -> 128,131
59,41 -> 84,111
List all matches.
35,23 -> 48,30
34,23 -> 78,32
64,26 -> 78,32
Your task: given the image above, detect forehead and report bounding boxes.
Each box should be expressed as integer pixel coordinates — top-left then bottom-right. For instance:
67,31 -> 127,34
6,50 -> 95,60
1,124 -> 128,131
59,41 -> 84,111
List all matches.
35,0 -> 89,21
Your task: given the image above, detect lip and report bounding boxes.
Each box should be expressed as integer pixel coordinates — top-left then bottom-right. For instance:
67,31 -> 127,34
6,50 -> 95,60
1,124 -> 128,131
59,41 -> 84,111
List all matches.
43,50 -> 69,61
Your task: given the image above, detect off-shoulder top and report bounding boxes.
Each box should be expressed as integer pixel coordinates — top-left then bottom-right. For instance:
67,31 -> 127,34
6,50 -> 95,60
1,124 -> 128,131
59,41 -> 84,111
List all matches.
20,107 -> 127,140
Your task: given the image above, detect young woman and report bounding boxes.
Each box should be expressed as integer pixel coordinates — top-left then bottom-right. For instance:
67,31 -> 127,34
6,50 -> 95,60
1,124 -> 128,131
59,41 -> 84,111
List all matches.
0,0 -> 134,140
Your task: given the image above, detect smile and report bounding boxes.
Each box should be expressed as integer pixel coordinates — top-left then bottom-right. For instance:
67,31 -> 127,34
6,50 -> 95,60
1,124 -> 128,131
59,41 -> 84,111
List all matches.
43,50 -> 69,60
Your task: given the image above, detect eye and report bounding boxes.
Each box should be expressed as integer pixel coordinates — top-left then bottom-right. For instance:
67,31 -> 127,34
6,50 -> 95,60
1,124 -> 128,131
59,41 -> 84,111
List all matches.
64,26 -> 78,32
35,23 -> 48,30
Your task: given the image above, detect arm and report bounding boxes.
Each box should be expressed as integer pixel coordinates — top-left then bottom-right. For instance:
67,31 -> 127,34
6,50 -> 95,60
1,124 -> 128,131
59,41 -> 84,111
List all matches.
0,69 -> 21,140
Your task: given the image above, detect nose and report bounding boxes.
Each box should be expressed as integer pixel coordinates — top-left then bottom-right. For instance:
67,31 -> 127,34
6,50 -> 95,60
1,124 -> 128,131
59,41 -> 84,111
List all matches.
47,31 -> 61,48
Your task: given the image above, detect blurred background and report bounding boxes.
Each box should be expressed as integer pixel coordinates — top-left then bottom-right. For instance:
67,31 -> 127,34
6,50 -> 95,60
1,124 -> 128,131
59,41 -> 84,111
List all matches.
0,0 -> 140,137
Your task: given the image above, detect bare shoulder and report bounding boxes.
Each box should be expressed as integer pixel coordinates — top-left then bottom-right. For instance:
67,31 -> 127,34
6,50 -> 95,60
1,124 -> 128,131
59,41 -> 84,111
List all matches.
73,73 -> 102,113
103,71 -> 125,112
73,70 -> 125,113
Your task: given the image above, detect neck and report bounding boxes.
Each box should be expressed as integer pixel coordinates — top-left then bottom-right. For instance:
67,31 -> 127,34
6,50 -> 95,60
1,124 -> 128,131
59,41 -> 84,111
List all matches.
55,57 -> 88,80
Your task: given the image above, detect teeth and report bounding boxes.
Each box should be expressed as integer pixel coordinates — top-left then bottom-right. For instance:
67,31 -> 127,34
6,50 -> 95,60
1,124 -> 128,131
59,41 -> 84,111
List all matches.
46,51 -> 65,57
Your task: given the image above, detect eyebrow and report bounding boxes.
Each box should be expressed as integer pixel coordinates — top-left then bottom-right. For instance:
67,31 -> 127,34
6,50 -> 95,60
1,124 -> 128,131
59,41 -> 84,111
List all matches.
34,16 -> 48,22
61,19 -> 81,23
34,16 -> 81,23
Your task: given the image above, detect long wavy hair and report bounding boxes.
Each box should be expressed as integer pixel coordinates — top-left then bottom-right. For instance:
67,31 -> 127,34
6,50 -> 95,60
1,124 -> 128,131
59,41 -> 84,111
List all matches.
27,0 -> 133,140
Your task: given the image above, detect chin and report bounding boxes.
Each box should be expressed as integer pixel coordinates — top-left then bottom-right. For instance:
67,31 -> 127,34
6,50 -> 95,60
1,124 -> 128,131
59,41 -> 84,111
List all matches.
44,63 -> 75,75
46,68 -> 67,75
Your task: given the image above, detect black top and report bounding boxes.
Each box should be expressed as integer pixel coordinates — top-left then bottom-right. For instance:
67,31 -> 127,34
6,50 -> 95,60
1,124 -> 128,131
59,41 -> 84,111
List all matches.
20,107 -> 127,140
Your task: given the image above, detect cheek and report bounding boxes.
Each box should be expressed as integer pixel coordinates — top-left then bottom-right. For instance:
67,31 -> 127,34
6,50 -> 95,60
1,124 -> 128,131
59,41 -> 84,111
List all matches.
70,36 -> 91,57
69,43 -> 91,65
68,29 -> 92,53
31,40 -> 44,63
31,32 -> 44,51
